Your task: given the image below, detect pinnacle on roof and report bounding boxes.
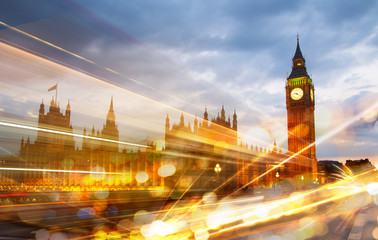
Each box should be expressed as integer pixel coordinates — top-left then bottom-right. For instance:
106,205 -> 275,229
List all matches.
293,36 -> 305,60
106,96 -> 116,123
110,96 -> 114,111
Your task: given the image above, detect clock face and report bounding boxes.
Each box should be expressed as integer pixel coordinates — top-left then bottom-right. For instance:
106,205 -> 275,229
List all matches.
291,88 -> 303,100
310,89 -> 314,101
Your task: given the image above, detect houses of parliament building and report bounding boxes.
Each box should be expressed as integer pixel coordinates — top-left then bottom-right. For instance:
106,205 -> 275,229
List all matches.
0,39 -> 318,194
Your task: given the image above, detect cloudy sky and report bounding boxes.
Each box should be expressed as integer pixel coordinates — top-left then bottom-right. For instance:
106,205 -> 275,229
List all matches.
0,0 -> 377,163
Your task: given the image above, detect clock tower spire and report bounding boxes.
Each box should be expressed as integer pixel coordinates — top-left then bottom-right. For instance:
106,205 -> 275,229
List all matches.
285,37 -> 317,183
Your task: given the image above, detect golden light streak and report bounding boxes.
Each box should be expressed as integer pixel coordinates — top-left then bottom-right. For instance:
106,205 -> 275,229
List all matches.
0,167 -> 121,175
332,163 -> 353,180
0,22 -> 194,112
0,21 -> 95,64
238,98 -> 378,191
161,171 -> 204,221
208,187 -> 365,237
0,121 -> 149,148
105,68 -> 120,74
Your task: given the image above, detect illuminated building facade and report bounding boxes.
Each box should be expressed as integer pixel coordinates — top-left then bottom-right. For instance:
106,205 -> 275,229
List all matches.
164,106 -> 238,191
0,39 -> 323,193
165,108 -> 287,191
285,38 -> 318,181
1,96 -> 165,192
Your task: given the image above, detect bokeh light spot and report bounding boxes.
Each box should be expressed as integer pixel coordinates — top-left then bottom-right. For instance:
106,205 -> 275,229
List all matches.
50,232 -> 67,240
135,171 -> 149,183
95,190 -> 110,199
373,227 -> 378,239
203,192 -> 217,205
35,229 -> 49,240
106,206 -> 119,217
94,230 -> 107,240
158,164 -> 176,177
78,207 -> 96,219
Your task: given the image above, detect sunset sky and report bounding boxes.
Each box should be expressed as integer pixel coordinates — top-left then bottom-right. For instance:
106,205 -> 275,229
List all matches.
0,0 -> 377,163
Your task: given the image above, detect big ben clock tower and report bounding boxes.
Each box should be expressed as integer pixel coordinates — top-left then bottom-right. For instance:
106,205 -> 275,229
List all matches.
286,37 -> 317,181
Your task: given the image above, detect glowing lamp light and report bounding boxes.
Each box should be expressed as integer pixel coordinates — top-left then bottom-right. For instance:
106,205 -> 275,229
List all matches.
214,164 -> 221,174
366,182 -> 378,195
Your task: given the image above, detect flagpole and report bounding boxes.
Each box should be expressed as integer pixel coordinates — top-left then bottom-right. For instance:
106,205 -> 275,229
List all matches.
55,83 -> 58,105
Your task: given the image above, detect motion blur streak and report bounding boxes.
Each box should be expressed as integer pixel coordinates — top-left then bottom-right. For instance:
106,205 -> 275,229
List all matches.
0,121 -> 149,148
0,167 -> 121,175
239,98 -> 378,189
209,187 -> 364,237
0,21 -> 96,65
172,100 -> 378,225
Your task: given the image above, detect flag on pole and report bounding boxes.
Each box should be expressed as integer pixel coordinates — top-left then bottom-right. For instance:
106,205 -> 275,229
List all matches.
48,84 -> 57,92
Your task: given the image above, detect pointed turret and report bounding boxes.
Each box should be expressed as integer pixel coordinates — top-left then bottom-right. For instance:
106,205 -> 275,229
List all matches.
273,139 -> 277,154
221,105 -> 225,122
20,137 -> 25,154
232,109 -> 237,131
50,96 -> 55,107
39,99 -> 45,116
194,115 -> 198,133
204,107 -> 208,121
293,35 -> 304,61
288,36 -> 309,79
165,114 -> 170,131
106,96 -> 116,125
65,100 -> 71,118
180,112 -> 184,126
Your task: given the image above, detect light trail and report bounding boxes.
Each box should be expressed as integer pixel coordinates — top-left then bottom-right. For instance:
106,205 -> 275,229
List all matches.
0,167 -> 122,175
173,99 -> 378,224
208,187 -> 365,237
161,171 -> 205,221
332,164 -> 353,180
0,121 -> 149,148
0,22 -> 196,113
0,21 -> 96,65
237,98 -> 378,191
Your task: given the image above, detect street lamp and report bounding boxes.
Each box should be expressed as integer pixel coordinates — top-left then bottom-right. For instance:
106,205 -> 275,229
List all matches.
214,163 -> 222,174
275,172 -> 280,188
